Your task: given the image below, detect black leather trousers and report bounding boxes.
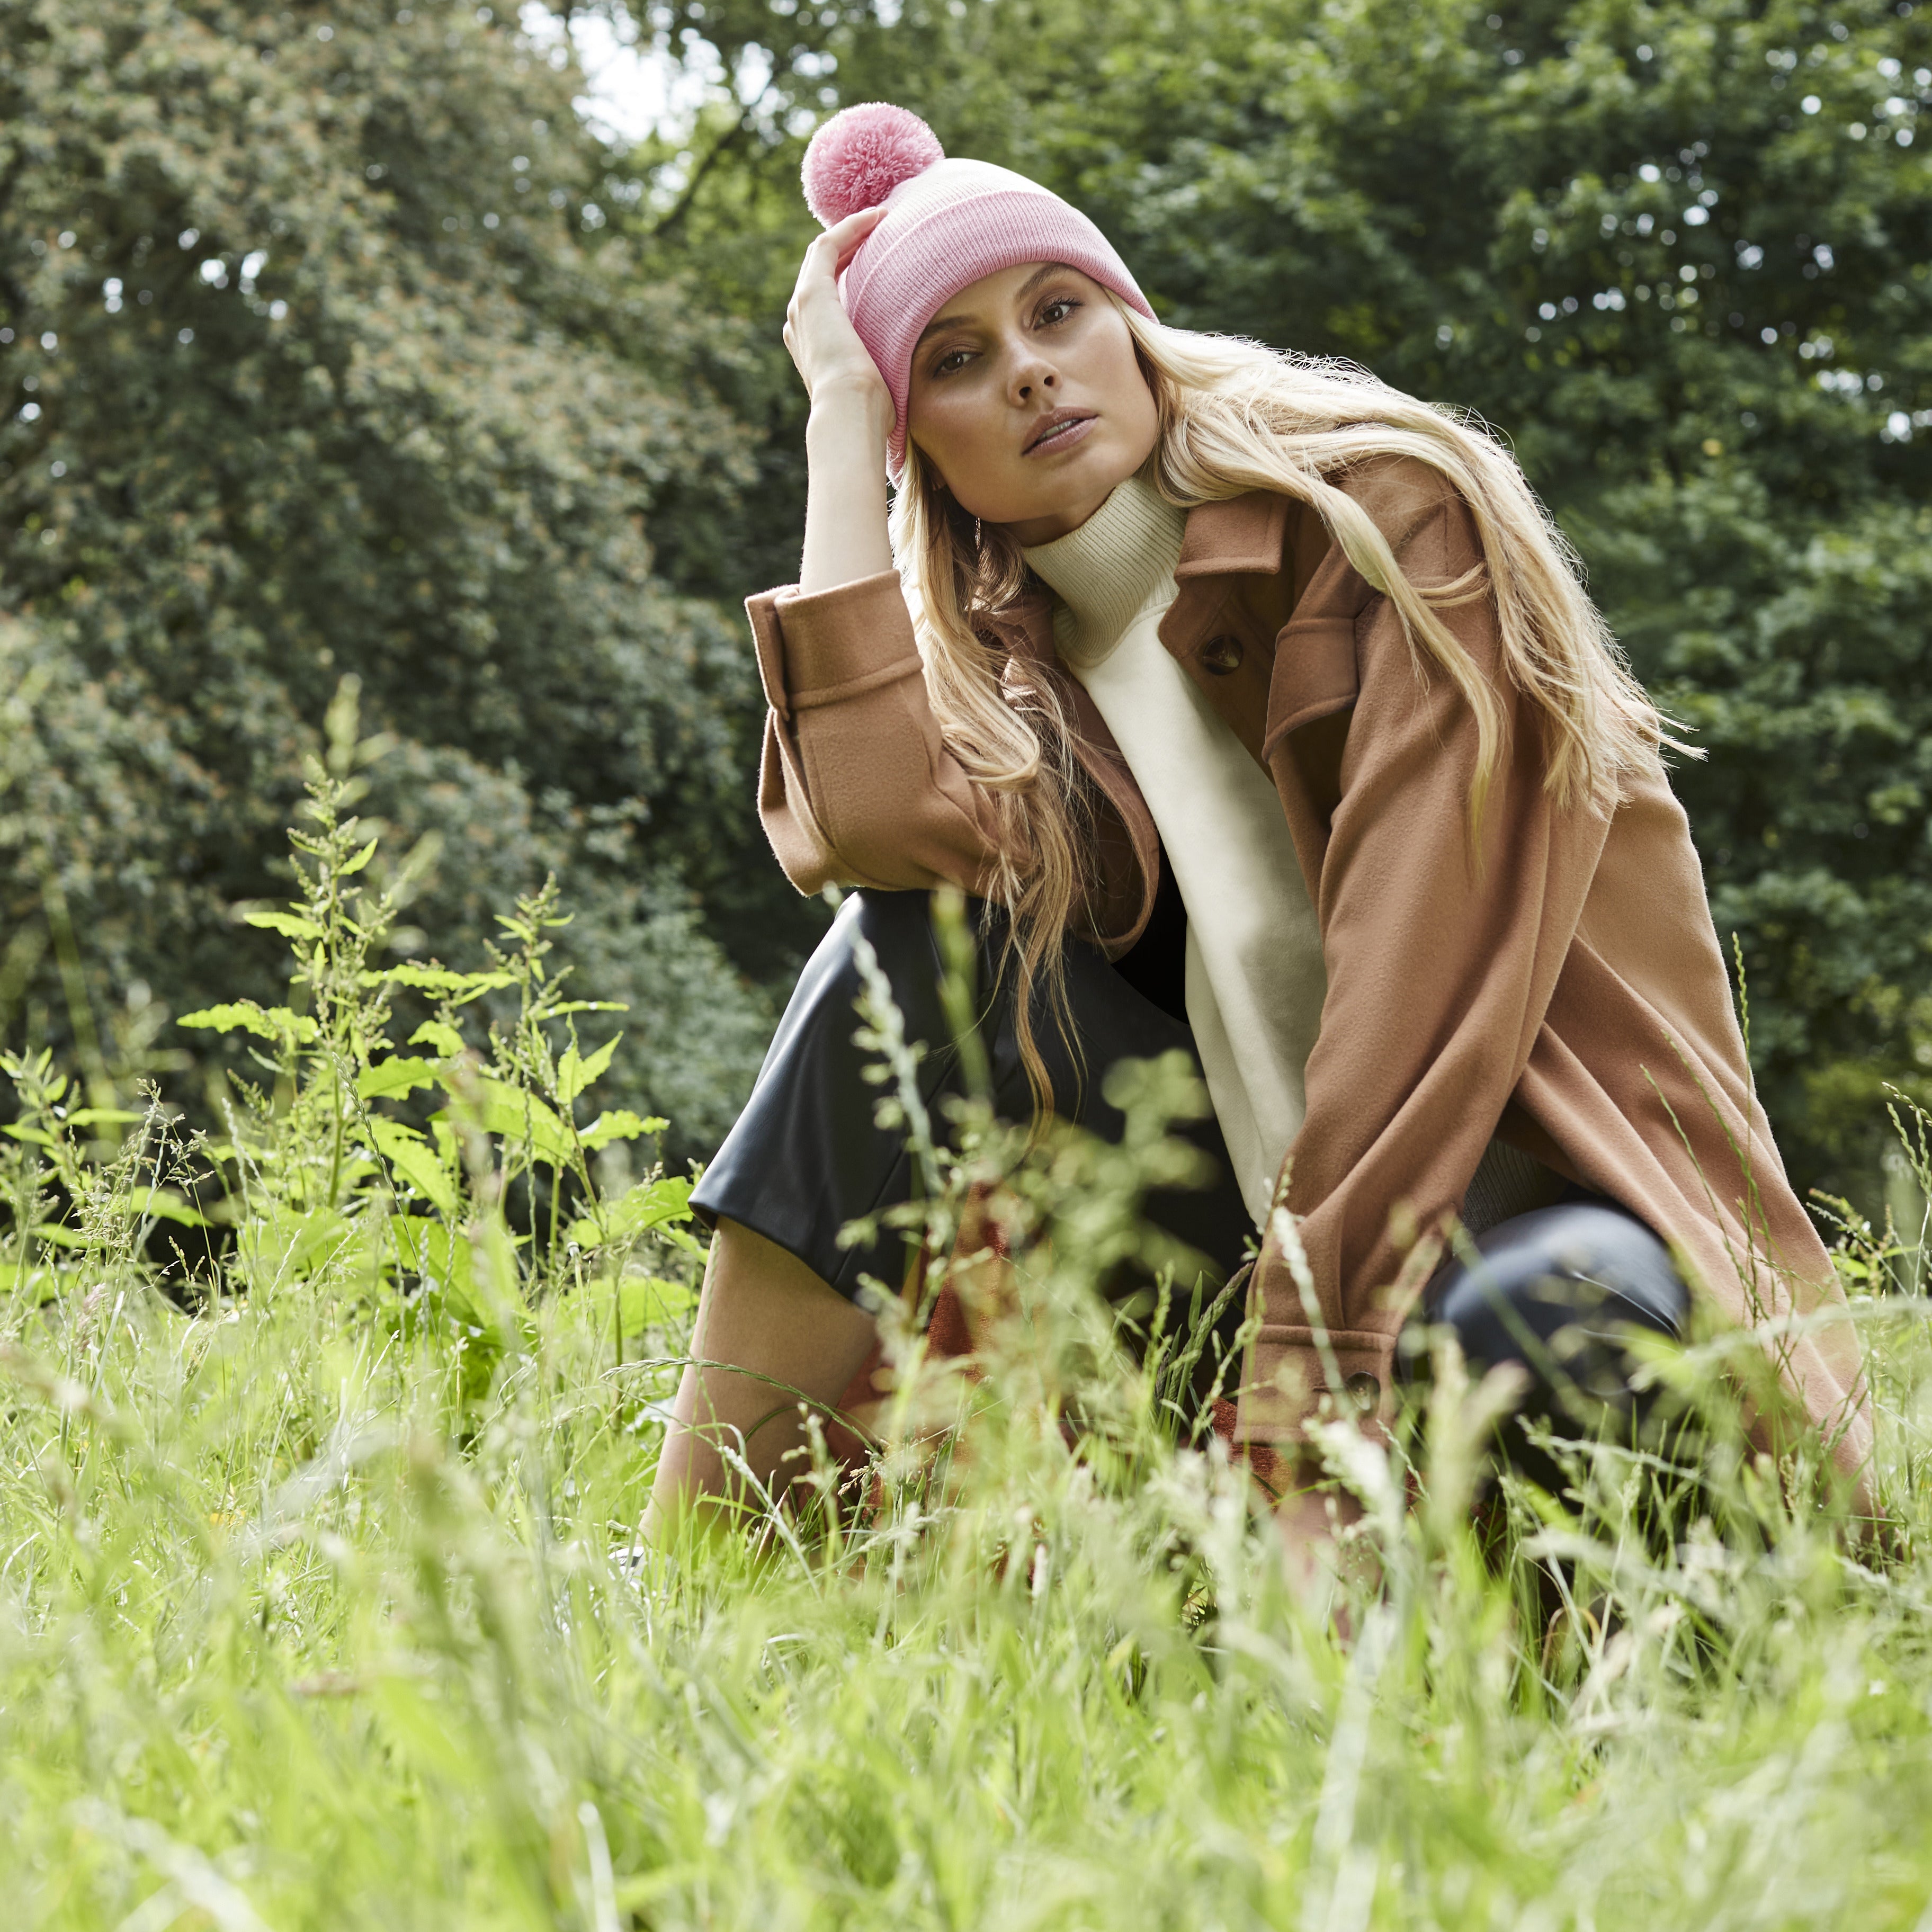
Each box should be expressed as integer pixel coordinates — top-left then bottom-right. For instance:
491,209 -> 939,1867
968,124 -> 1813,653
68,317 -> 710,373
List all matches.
693,887 -> 1252,1301
694,889 -> 1688,1452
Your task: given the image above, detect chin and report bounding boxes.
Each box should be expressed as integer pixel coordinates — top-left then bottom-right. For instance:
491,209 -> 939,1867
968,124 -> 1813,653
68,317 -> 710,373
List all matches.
1069,431 -> 1147,488
998,441 -> 1134,524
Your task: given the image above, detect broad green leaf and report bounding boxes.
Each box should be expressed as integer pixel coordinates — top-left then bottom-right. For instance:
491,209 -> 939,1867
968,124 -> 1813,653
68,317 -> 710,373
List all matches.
567,1175 -> 692,1250
0,1263 -> 61,1303
634,1275 -> 698,1324
66,1108 -> 146,1128
557,1033 -> 620,1104
603,1273 -> 698,1338
580,1110 -> 667,1150
30,1224 -> 91,1249
370,1118 -> 460,1218
466,1080 -> 574,1167
121,1187 -> 211,1228
3,1124 -> 57,1147
238,1205 -> 354,1281
362,965 -> 516,1004
338,834 -> 380,876
389,1214 -> 477,1309
245,910 -> 325,941
408,1019 -> 466,1057
357,1057 -> 439,1101
177,1003 -> 319,1044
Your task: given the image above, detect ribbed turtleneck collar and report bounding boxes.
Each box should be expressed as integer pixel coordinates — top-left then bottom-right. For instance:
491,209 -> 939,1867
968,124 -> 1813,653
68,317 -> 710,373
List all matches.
1022,470 -> 1187,667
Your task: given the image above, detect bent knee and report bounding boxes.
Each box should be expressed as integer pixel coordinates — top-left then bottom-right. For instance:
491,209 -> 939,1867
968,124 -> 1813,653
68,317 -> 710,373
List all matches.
1425,1201 -> 1689,1372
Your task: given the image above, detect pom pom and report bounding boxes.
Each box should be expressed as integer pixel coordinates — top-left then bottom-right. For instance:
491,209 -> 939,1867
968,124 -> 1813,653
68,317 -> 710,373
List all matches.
802,103 -> 944,226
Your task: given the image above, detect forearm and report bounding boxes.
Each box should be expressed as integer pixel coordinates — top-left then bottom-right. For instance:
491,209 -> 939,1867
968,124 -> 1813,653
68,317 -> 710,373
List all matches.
799,384 -> 896,595
747,573 -> 1006,896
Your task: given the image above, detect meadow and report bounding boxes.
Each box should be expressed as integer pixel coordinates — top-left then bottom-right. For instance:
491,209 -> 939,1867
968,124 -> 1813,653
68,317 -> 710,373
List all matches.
4,748 -> 1931,1931
4,7 -> 1929,1919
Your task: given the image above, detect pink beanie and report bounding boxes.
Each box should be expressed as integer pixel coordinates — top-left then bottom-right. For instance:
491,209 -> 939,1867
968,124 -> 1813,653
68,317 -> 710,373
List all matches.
801,103 -> 1155,481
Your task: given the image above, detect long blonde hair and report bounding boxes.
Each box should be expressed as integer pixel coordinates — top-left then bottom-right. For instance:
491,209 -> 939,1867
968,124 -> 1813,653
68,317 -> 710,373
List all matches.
888,306 -> 1671,1112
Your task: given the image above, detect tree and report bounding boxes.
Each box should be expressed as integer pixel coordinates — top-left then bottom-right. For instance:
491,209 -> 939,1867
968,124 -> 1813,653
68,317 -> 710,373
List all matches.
1,0 -> 794,1147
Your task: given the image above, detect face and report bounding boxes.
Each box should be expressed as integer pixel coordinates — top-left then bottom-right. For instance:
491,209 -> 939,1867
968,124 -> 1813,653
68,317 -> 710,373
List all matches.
904,261 -> 1160,546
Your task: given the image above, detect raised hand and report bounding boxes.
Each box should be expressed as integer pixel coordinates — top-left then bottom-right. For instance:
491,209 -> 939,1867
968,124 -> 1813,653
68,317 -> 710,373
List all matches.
783,206 -> 890,410
787,207 -> 897,594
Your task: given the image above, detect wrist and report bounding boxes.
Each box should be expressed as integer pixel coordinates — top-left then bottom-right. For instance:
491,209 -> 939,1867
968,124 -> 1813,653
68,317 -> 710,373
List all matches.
807,378 -> 893,444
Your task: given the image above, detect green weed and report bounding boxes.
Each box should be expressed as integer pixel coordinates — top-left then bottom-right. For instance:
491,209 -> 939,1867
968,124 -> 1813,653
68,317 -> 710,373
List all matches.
2,767 -> 1929,1931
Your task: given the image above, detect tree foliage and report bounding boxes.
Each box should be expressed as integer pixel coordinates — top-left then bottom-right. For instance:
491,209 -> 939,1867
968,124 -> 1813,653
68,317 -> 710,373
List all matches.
0,0 -> 791,1147
4,0 -> 1927,1204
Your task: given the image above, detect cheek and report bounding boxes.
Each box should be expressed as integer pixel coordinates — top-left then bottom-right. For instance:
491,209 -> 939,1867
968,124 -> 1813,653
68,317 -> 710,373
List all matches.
1095,333 -> 1157,431
909,382 -> 1009,487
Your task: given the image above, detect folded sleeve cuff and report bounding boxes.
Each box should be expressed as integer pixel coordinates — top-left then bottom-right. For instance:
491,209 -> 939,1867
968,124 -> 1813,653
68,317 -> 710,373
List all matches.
745,586 -> 796,718
745,572 -> 925,712
1234,1326 -> 1397,1444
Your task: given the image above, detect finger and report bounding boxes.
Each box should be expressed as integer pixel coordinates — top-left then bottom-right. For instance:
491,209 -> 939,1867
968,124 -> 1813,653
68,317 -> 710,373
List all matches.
798,230 -> 845,290
799,204 -> 884,285
827,203 -> 887,275
793,232 -> 834,296
822,204 -> 887,247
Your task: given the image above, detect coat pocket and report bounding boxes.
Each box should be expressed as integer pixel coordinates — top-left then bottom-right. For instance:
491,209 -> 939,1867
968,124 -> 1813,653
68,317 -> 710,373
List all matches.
1263,615 -> 1359,757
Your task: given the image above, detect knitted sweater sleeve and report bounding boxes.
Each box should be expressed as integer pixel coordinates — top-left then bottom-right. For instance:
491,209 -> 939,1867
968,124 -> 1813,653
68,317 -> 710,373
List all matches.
1236,481 -> 1612,1447
746,573 -> 1007,897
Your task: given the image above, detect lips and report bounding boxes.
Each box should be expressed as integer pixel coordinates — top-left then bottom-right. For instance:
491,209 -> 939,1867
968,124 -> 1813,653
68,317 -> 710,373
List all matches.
1023,409 -> 1096,455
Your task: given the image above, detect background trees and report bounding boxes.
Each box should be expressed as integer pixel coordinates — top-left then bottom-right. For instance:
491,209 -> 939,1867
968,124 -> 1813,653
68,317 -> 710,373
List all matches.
4,0 -> 1927,1208
1,0 -> 789,1148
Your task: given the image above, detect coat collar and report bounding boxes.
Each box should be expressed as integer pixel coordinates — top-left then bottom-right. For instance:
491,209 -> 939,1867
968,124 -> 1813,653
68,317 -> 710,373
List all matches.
1175,490 -> 1296,580
1002,490 -> 1295,666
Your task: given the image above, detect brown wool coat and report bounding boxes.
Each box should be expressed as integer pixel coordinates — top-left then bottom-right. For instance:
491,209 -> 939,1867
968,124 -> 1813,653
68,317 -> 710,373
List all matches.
744,456 -> 1874,1502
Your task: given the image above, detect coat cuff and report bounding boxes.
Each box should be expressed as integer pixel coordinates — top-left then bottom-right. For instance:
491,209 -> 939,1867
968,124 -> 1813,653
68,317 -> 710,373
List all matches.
1233,1325 -> 1396,1444
748,573 -> 924,717
745,587 -> 796,718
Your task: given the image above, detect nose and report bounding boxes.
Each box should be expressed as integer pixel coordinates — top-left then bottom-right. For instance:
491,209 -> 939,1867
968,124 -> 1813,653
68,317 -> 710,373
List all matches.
1010,346 -> 1057,406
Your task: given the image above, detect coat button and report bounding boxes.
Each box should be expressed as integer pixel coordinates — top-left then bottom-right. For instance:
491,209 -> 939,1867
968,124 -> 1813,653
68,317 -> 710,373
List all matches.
1199,633 -> 1244,675
1342,1371 -> 1381,1413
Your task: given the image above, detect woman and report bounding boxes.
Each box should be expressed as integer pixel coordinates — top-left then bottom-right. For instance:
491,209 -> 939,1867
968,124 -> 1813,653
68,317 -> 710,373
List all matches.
646,104 -> 1872,1541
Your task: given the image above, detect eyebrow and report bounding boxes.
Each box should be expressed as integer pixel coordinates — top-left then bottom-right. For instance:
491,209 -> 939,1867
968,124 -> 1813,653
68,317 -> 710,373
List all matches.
915,262 -> 1071,348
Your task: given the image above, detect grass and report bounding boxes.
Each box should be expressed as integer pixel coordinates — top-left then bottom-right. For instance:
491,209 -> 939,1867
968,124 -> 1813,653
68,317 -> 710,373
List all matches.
4,748 -> 1932,1931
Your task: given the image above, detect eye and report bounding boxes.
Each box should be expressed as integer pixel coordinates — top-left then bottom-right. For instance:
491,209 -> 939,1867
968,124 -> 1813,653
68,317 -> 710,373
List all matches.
931,346 -> 973,377
1038,296 -> 1081,327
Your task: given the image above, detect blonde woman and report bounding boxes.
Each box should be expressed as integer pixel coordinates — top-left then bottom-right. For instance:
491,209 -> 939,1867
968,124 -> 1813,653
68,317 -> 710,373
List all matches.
648,104 -> 1872,1542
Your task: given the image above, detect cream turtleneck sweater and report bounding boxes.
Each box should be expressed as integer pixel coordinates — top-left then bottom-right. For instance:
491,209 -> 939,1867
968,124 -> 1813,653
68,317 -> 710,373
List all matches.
1024,473 -> 1326,1229
1023,471 -> 1565,1239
